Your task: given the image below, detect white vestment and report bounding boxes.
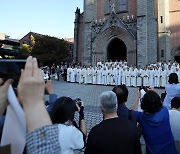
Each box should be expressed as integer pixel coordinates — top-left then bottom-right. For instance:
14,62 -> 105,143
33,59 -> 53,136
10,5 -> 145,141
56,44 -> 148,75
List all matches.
92,69 -> 97,84
97,69 -> 102,84
70,68 -> 76,82
82,69 -> 87,84
107,69 -> 111,85
121,70 -> 126,85
154,69 -> 160,87
67,68 -> 71,82
102,69 -> 108,85
125,70 -> 131,87
142,70 -> 149,86
87,68 -> 92,84
79,69 -> 83,84
137,69 -> 142,86
149,70 -> 155,87
160,70 -> 167,87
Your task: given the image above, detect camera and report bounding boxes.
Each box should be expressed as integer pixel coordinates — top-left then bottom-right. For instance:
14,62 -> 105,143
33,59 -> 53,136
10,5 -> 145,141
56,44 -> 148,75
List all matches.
139,86 -> 150,92
0,59 -> 26,88
74,98 -> 82,110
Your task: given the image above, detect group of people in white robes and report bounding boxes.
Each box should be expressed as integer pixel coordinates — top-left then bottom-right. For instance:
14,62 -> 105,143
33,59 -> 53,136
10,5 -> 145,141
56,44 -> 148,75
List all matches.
66,60 -> 180,88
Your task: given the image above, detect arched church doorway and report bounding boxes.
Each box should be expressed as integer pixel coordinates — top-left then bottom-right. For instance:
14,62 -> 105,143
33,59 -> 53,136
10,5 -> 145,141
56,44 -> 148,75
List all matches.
174,49 -> 180,63
107,38 -> 127,61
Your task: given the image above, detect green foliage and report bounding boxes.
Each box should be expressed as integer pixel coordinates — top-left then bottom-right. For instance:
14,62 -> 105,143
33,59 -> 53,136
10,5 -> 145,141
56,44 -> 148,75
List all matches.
31,35 -> 69,65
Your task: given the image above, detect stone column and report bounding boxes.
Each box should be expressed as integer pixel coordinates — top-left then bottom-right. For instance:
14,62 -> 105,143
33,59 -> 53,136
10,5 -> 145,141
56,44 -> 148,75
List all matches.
157,0 -> 170,62
137,0 -> 157,67
83,0 -> 95,65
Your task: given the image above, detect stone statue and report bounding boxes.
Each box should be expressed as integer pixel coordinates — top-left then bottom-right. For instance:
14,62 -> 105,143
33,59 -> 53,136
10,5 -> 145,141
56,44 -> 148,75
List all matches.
111,3 -> 116,13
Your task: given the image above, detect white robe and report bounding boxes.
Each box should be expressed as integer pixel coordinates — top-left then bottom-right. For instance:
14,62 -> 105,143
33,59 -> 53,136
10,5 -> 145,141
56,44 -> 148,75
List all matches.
130,70 -> 137,87
142,70 -> 149,86
115,69 -> 121,85
87,68 -> 92,84
107,69 -> 111,85
82,69 -> 87,84
110,69 -> 115,85
79,69 -> 83,84
121,70 -> 126,85
137,69 -> 142,86
125,70 -> 131,87
97,69 -> 102,84
160,70 -> 167,87
149,70 -> 155,87
92,69 -> 97,84
102,69 -> 108,85
154,70 -> 160,87
76,68 -> 81,83
67,68 -> 71,82
70,68 -> 76,83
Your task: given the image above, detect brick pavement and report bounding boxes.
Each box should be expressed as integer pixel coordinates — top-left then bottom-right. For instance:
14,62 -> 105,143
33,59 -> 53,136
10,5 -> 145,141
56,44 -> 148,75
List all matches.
45,79 -> 165,154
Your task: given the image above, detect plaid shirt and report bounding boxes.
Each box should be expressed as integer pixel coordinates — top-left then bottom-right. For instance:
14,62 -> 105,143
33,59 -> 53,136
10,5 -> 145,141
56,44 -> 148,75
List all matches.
26,125 -> 60,154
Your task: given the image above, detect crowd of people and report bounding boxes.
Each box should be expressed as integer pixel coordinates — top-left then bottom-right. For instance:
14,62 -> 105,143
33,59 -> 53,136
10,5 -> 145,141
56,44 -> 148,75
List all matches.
0,56 -> 179,154
66,60 -> 180,88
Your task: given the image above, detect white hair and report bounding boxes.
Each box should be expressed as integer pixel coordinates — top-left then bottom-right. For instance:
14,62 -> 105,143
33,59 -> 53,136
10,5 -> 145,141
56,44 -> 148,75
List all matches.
100,91 -> 117,113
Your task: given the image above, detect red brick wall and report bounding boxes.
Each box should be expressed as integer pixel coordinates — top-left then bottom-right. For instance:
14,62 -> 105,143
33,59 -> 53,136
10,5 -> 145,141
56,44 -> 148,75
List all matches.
169,0 -> 180,50
96,0 -> 137,20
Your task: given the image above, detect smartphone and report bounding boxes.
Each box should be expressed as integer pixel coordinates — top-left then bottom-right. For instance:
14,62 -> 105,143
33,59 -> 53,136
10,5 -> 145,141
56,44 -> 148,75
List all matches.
0,59 -> 26,88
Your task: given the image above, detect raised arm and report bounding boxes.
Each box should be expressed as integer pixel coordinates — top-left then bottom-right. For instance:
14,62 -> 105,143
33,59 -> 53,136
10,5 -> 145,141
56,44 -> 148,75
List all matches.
0,79 -> 13,119
18,56 -> 52,133
132,91 -> 141,111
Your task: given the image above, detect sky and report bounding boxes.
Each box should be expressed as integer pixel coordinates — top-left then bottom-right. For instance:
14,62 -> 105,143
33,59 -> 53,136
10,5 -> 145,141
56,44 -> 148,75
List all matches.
0,0 -> 83,39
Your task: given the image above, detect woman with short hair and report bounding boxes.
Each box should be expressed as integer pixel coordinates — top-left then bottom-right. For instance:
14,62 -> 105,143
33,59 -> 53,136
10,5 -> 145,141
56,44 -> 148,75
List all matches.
163,73 -> 180,109
135,91 -> 177,154
50,97 -> 86,154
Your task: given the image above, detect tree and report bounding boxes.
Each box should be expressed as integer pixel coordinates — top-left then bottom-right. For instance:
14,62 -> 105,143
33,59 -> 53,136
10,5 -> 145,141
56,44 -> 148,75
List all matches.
31,35 -> 69,65
17,35 -> 35,59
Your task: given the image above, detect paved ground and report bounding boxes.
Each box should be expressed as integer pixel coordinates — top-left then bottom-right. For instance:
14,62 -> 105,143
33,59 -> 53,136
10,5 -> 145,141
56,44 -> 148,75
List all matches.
44,78 -> 165,153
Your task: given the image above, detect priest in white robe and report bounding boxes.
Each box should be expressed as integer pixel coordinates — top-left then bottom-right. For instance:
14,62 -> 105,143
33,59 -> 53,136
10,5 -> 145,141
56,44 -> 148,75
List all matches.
92,67 -> 97,84
125,68 -> 131,87
142,67 -> 149,86
137,67 -> 142,87
101,67 -> 108,85
154,67 -> 160,88
79,67 -> 83,84
67,66 -> 72,82
83,67 -> 87,84
149,67 -> 155,88
87,66 -> 93,84
160,67 -> 167,87
130,67 -> 137,87
121,68 -> 126,85
70,66 -> 76,83
107,67 -> 111,85
97,67 -> 102,84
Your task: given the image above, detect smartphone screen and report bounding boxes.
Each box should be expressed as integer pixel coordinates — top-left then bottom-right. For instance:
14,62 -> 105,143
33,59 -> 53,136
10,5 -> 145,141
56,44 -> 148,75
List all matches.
0,59 -> 26,88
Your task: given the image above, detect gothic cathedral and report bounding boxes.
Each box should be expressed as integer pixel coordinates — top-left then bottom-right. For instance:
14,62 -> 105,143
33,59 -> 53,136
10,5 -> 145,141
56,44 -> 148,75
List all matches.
73,0 -> 180,66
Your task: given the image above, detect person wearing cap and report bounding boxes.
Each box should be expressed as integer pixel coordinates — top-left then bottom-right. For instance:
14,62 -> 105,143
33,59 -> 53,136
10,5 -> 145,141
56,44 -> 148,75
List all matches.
85,91 -> 141,154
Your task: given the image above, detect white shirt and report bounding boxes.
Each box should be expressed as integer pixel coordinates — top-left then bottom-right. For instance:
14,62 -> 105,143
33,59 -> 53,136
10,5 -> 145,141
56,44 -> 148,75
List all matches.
169,110 -> 180,141
58,124 -> 84,154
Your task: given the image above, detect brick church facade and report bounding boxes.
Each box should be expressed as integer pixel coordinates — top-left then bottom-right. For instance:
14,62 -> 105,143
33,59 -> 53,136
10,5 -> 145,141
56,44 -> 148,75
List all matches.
73,0 -> 180,66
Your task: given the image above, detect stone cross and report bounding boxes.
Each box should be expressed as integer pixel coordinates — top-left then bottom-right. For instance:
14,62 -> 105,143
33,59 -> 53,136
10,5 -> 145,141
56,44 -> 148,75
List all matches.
111,3 -> 116,13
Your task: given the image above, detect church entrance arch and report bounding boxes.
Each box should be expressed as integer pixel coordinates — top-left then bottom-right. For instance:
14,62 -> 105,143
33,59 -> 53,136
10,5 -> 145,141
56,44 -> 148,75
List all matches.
107,38 -> 127,61
172,46 -> 180,63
